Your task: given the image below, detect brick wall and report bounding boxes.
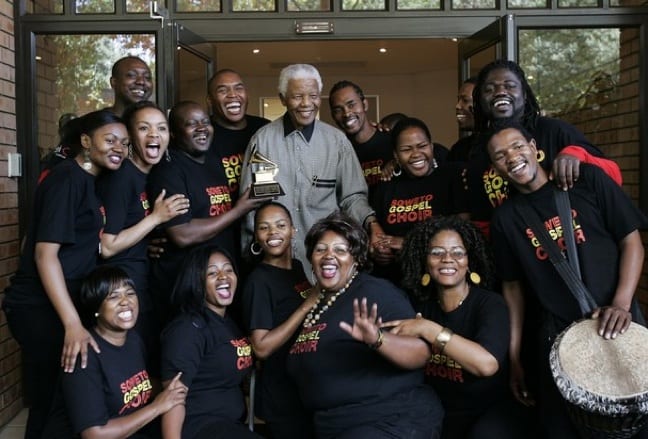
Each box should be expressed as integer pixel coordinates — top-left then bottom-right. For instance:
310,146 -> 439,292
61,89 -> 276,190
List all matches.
0,0 -> 22,427
559,27 -> 648,313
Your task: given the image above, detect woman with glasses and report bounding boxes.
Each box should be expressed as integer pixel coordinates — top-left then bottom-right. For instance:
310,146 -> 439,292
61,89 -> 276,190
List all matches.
386,215 -> 525,439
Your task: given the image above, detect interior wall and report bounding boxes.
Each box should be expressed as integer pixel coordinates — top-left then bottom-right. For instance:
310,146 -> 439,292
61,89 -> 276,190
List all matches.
236,67 -> 460,148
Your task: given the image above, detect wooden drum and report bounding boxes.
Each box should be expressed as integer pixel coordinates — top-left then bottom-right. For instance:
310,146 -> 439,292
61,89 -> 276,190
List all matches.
550,319 -> 648,438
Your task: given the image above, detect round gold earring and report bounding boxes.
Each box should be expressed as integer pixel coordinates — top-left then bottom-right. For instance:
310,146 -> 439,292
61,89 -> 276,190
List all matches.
420,273 -> 431,287
469,271 -> 481,285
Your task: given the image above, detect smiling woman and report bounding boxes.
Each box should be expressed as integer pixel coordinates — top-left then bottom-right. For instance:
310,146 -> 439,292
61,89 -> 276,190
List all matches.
160,246 -> 261,439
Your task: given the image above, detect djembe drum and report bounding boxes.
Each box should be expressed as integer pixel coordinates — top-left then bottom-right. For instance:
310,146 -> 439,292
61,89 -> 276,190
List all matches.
550,319 -> 648,438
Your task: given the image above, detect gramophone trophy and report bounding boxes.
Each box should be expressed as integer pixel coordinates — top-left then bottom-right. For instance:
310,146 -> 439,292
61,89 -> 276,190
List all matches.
248,145 -> 285,198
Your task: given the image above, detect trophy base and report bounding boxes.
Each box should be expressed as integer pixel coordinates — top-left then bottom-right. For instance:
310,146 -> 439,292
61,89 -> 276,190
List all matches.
251,182 -> 285,198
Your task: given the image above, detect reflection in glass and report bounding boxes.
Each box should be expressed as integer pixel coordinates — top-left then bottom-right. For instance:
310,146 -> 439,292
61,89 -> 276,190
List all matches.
26,0 -> 63,13
127,0 -> 153,13
451,0 -> 496,8
177,0 -> 221,12
610,0 -> 648,5
287,0 -> 332,11
467,44 -> 497,78
76,0 -> 115,13
177,46 -> 210,104
342,0 -> 386,10
233,0 -> 276,11
508,0 -> 547,7
558,0 -> 598,6
396,0 -> 440,9
35,33 -> 155,160
518,28 -> 620,116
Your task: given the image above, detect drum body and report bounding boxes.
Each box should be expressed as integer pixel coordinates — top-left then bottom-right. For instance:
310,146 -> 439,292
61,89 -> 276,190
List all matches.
550,319 -> 648,438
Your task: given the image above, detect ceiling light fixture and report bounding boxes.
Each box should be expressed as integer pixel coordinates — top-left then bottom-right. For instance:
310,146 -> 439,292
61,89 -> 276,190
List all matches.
253,49 -> 260,54
379,48 -> 387,53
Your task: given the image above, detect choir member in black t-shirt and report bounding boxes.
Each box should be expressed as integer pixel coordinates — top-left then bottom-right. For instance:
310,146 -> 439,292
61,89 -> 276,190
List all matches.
161,245 -> 262,439
3,110 -> 128,439
44,266 -> 187,438
389,216 -> 527,439
242,202 -> 317,439
286,212 -> 444,439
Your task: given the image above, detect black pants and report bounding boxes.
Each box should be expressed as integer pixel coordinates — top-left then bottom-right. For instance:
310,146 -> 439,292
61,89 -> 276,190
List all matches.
4,303 -> 63,439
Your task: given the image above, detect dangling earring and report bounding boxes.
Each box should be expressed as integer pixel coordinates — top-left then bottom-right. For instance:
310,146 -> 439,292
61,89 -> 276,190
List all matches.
165,149 -> 171,162
392,163 -> 402,177
128,144 -> 133,159
431,157 -> 438,170
82,149 -> 93,171
468,270 -> 481,285
421,273 -> 431,287
250,242 -> 262,256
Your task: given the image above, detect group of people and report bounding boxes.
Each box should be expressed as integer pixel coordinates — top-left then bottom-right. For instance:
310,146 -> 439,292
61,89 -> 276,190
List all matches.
3,54 -> 646,439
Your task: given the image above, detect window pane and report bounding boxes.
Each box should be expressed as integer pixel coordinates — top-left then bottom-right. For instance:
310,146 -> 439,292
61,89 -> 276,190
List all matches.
558,0 -> 598,7
508,0 -> 547,7
518,29 -> 620,116
176,0 -> 221,12
397,0 -> 441,9
76,0 -> 115,13
286,0 -> 332,11
232,0 -> 276,11
452,0 -> 497,8
26,0 -> 63,14
610,0 -> 648,5
127,0 -> 154,13
35,34 -> 155,160
342,0 -> 386,10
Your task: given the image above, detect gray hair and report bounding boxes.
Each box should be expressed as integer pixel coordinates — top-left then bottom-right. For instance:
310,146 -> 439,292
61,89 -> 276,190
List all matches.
277,64 -> 323,96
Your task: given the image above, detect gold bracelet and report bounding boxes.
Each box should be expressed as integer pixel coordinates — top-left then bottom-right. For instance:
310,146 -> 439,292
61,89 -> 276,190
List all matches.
368,328 -> 384,350
435,327 -> 453,353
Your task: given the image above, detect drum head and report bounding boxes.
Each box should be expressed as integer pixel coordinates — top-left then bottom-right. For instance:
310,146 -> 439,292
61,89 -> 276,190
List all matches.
551,319 -> 648,416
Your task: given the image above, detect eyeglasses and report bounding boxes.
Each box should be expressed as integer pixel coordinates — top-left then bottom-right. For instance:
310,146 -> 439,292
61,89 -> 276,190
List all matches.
428,246 -> 467,260
313,244 -> 351,257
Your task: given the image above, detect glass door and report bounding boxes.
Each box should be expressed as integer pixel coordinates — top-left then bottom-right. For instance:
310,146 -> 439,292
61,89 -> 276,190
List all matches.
458,15 -> 515,81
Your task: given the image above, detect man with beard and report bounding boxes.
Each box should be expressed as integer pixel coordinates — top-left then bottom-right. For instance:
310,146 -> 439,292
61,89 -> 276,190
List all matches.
465,59 -> 621,239
207,69 -> 270,199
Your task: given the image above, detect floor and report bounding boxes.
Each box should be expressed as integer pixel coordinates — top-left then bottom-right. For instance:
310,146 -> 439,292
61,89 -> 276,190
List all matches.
0,409 -> 26,439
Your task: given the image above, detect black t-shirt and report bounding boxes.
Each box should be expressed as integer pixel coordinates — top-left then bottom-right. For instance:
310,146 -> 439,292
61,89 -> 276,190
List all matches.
242,260 -> 311,421
63,330 -> 153,435
351,130 -> 393,196
447,134 -> 478,163
96,160 -> 152,309
371,162 -> 469,239
209,115 -> 270,197
491,164 -> 647,325
286,273 -> 421,413
146,148 -> 237,299
5,159 -> 103,307
161,310 -> 253,439
414,287 -> 510,416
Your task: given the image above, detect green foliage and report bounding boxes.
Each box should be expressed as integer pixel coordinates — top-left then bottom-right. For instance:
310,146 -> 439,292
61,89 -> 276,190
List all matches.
518,29 -> 620,116
51,34 -> 155,115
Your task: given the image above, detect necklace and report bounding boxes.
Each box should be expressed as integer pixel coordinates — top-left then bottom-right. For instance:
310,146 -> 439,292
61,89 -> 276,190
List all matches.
303,270 -> 358,328
438,285 -> 469,312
